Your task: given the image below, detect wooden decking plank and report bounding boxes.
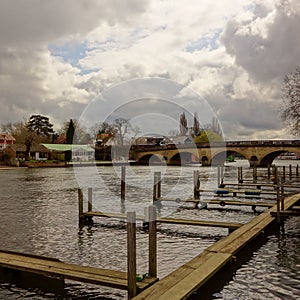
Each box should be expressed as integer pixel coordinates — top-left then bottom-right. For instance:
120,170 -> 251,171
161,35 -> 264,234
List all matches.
83,211 -> 145,221
83,211 -> 242,229
0,252 -> 157,291
133,252 -> 231,300
183,250 -> 218,270
158,198 -> 274,207
0,256 -> 128,289
134,194 -> 300,299
208,194 -> 299,254
206,210 -> 270,253
157,217 -> 242,230
198,188 -> 277,195
155,252 -> 232,300
270,210 -> 300,217
221,182 -> 276,188
132,265 -> 194,299
0,252 -> 127,279
199,199 -> 274,207
158,197 -> 199,203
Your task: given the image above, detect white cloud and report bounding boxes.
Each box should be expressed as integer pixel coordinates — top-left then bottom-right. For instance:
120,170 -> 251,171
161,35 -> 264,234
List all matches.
0,0 -> 298,140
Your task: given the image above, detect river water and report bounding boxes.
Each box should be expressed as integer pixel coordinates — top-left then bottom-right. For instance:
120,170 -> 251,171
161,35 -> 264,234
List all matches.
0,160 -> 299,299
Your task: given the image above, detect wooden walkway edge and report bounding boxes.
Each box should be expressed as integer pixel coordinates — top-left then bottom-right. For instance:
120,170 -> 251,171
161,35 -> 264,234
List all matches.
0,251 -> 158,292
132,193 -> 300,300
82,211 -> 243,231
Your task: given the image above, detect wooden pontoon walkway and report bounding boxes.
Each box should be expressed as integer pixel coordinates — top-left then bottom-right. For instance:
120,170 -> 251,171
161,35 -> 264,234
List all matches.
82,211 -> 243,232
0,250 -> 158,293
132,193 -> 300,300
157,197 -> 275,208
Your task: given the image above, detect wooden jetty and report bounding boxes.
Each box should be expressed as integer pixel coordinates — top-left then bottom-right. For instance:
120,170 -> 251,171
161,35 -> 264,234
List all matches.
81,210 -> 243,232
0,250 -> 157,292
2,165 -> 297,299
79,176 -> 243,233
132,193 -> 300,300
152,169 -> 278,210
0,210 -> 159,299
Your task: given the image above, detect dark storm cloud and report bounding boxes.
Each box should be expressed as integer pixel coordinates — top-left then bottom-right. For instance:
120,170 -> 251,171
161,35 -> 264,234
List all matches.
221,0 -> 300,83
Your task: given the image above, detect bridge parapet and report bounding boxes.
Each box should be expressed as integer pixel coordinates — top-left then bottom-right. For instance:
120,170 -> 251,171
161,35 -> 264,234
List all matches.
132,139 -> 300,167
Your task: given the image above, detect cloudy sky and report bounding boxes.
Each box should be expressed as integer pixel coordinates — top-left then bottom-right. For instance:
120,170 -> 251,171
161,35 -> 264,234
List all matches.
0,0 -> 299,140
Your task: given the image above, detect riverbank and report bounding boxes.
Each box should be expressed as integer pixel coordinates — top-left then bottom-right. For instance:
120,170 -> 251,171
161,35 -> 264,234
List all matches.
0,166 -> 21,170
19,161 -> 67,168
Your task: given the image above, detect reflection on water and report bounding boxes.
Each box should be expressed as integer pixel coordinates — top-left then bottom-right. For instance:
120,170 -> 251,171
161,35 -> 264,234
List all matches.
0,161 -> 299,299
219,218 -> 300,299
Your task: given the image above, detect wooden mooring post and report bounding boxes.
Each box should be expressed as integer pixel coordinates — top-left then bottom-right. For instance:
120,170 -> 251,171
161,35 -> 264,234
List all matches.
78,188 -> 84,222
88,187 -> 93,212
267,165 -> 271,180
238,166 -> 243,183
252,167 -> 257,183
193,170 -> 200,208
121,166 -> 126,201
217,166 -> 224,187
148,206 -> 157,278
153,172 -> 161,205
127,211 -> 137,299
272,165 -> 277,182
276,179 -> 282,224
280,178 -> 284,211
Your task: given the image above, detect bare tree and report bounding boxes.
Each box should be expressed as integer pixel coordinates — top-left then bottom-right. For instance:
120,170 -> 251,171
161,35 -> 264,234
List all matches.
113,118 -> 132,147
211,117 -> 222,136
281,66 -> 300,136
8,121 -> 43,160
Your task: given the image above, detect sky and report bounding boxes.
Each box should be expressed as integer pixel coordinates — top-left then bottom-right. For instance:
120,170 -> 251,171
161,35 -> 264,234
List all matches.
0,0 -> 300,140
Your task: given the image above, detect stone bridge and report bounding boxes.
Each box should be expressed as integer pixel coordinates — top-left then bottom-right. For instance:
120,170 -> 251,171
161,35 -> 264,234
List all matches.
132,140 -> 300,167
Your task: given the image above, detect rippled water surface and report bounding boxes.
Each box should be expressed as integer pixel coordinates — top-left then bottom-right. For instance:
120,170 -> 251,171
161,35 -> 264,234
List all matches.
0,161 -> 299,299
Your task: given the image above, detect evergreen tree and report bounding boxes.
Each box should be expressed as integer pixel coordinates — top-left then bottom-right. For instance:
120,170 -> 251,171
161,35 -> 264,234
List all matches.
179,112 -> 188,135
65,119 -> 76,144
27,114 -> 54,136
24,115 -> 55,159
193,112 -> 200,136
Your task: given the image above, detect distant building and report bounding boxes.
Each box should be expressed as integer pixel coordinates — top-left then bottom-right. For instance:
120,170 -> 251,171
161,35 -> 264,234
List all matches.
169,136 -> 193,145
0,133 -> 15,149
5,144 -> 49,160
134,136 -> 168,146
42,144 -> 95,161
95,133 -> 113,146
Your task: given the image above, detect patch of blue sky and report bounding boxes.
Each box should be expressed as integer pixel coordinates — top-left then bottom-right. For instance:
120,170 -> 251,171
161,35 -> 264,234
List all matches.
244,3 -> 255,12
49,41 -> 100,75
185,29 -> 222,52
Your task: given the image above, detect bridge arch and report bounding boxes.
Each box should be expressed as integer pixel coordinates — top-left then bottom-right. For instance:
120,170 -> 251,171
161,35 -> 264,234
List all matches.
211,151 -> 227,166
259,150 -> 299,167
201,156 -> 209,166
137,154 -> 167,165
133,140 -> 300,167
210,150 -> 247,166
169,151 -> 199,165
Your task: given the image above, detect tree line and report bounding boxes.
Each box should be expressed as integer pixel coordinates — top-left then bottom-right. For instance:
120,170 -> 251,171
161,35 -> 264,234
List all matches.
178,112 -> 223,142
